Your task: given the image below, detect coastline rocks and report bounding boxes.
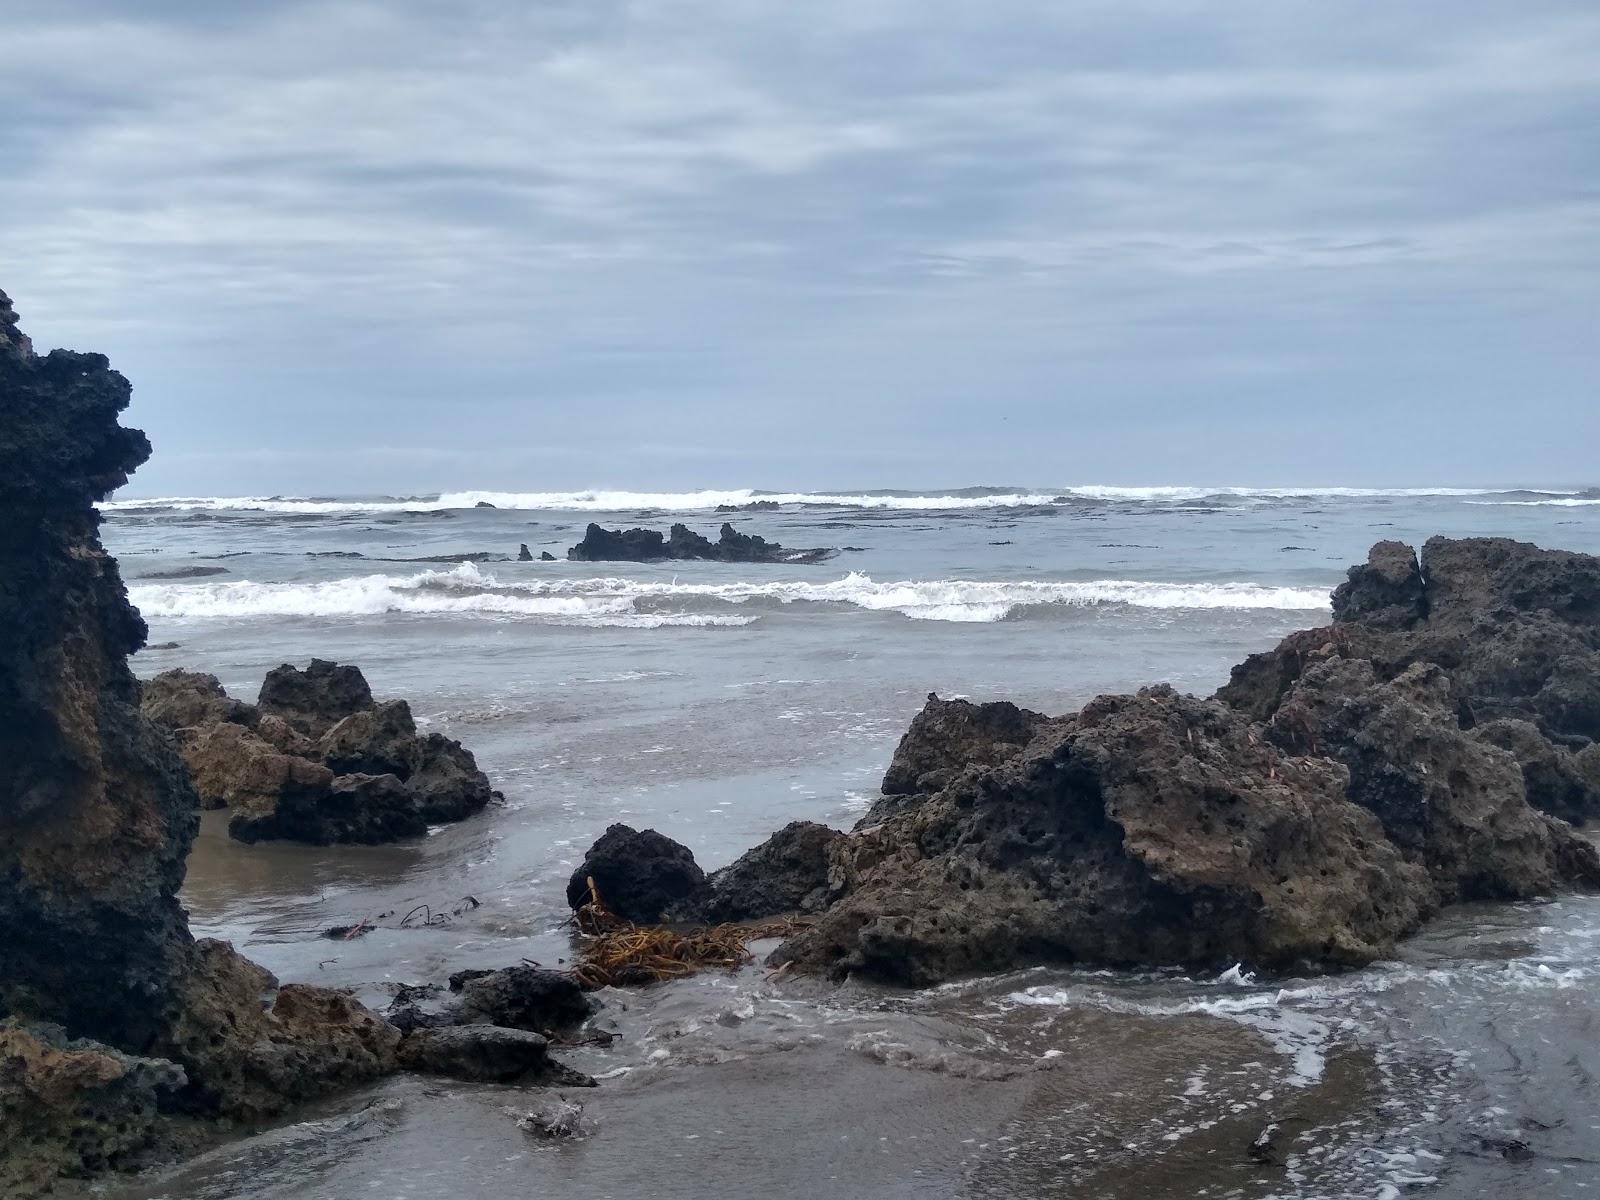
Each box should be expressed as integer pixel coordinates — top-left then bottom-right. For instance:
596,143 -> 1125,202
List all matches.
177,722 -> 317,811
0,1020 -> 185,1194
257,658 -> 375,738
672,821 -> 844,923
450,966 -> 596,1032
565,824 -> 707,922
1473,718 -> 1600,826
229,770 -> 425,845
319,699 -> 418,777
567,521 -> 833,564
141,668 -> 258,732
517,543 -> 533,561
880,694 -> 1051,799
774,686 -> 1433,986
1329,539 -> 1428,629
539,551 -> 556,561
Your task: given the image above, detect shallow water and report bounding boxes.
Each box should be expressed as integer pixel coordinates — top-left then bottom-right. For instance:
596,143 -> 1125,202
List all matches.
94,485 -> 1600,1198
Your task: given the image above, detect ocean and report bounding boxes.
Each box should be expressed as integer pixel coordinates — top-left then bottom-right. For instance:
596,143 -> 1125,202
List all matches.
98,485 -> 1600,1199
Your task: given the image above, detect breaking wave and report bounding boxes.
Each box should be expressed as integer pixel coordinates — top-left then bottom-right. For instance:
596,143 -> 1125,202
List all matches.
128,564 -> 1330,624
101,484 -> 1586,515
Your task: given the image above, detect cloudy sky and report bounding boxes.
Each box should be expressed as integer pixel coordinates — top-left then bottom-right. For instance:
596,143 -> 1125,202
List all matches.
3,1 -> 1596,495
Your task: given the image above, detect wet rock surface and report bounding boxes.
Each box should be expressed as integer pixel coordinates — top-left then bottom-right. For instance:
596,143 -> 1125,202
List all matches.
879,693 -> 1052,799
670,820 -> 844,923
146,660 -> 497,843
567,520 -> 834,563
397,1025 -> 594,1085
565,823 -> 709,922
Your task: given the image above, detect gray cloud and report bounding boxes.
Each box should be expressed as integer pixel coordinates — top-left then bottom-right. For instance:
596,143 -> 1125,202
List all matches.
2,0 -> 1596,492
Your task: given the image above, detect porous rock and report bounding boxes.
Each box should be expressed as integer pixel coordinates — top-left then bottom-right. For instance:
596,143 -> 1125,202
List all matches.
256,658 -> 375,738
140,668 -> 258,732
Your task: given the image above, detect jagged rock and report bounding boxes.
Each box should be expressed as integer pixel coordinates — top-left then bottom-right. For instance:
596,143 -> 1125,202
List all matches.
1330,540 -> 1427,629
673,821 -> 845,923
140,668 -> 258,731
158,940 -> 398,1118
397,1025 -> 593,1085
517,543 -> 533,561
0,1019 -> 186,1195
256,658 -> 375,738
539,551 -> 556,561
255,712 -> 316,756
405,731 -> 496,822
880,693 -> 1051,798
1268,660 -> 1598,900
318,699 -> 418,777
449,966 -> 595,1032
566,521 -> 833,563
565,823 -> 708,922
228,770 -> 425,845
1473,719 -> 1600,826
175,722 -> 306,811
773,686 -> 1434,986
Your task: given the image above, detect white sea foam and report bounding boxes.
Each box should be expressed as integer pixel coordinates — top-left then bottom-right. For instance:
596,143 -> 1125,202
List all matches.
127,564 -> 1331,623
1466,497 -> 1600,507
102,484 -> 1577,515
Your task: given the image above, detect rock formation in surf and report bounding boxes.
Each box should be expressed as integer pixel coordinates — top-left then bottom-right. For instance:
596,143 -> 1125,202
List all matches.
141,660 -> 498,842
567,521 -> 834,563
612,536 -> 1600,987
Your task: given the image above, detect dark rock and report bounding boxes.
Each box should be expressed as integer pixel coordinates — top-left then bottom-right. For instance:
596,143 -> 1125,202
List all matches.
0,1019 -> 186,1194
474,500 -> 497,508
880,693 -> 1051,798
1268,660 -> 1598,900
773,686 -> 1434,986
135,565 -> 230,580
539,551 -> 556,561
140,668 -> 258,731
318,699 -> 418,777
565,823 -> 709,922
228,770 -> 426,845
405,731 -> 496,822
517,543 -> 533,561
256,658 -> 375,738
451,966 -> 596,1032
1330,540 -> 1426,629
567,521 -> 833,563
1473,719 -> 1600,825
397,1025 -> 592,1085
679,820 -> 845,923
315,701 -> 494,824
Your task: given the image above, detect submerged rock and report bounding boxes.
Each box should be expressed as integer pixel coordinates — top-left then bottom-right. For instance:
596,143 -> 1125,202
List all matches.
397,1025 -> 593,1085
567,521 -> 834,563
565,823 -> 709,923
774,686 -> 1434,985
448,966 -> 596,1032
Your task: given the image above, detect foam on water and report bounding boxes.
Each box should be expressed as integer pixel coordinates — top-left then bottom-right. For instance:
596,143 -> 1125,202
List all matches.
101,484 -> 1575,514
127,564 -> 1332,623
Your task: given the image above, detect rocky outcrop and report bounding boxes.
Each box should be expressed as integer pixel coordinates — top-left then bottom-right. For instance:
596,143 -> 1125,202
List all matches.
880,694 -> 1052,798
567,521 -> 834,563
773,686 -> 1435,985
397,1025 -> 593,1085
1221,537 -> 1600,822
565,824 -> 709,922
0,289 -> 406,1192
146,664 -> 496,842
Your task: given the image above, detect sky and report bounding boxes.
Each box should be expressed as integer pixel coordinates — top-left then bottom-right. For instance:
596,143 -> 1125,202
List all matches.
2,0 -> 1597,496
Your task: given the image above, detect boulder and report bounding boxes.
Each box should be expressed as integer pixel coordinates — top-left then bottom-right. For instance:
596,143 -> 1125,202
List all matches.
316,701 -> 495,823
0,1020 -> 185,1195
140,668 -> 258,731
539,551 -> 556,562
774,686 -> 1435,986
397,1025 -> 593,1085
880,693 -> 1051,798
176,721 -> 305,811
674,820 -> 845,923
405,731 -> 496,822
228,770 -> 425,845
256,658 -> 375,738
449,966 -> 596,1032
318,699 -> 418,777
565,823 -> 709,922
1329,540 -> 1427,629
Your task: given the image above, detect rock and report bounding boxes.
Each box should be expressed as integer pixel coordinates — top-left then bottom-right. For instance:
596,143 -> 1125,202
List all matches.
229,770 -> 426,845
255,711 -> 316,756
675,821 -> 845,923
397,1025 -> 593,1085
450,966 -> 596,1032
405,731 -> 496,822
1268,660 -> 1598,900
516,1096 -> 589,1138
474,500 -> 497,508
256,658 -> 375,738
773,686 -> 1434,986
176,722 -> 310,811
0,1019 -> 186,1195
158,939 -> 399,1118
539,551 -> 556,561
517,543 -> 533,561
318,699 -> 418,777
880,693 -> 1051,798
1329,540 -> 1426,629
1472,719 -> 1600,826
565,823 -> 709,922
140,668 -> 258,732
566,521 -> 833,563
